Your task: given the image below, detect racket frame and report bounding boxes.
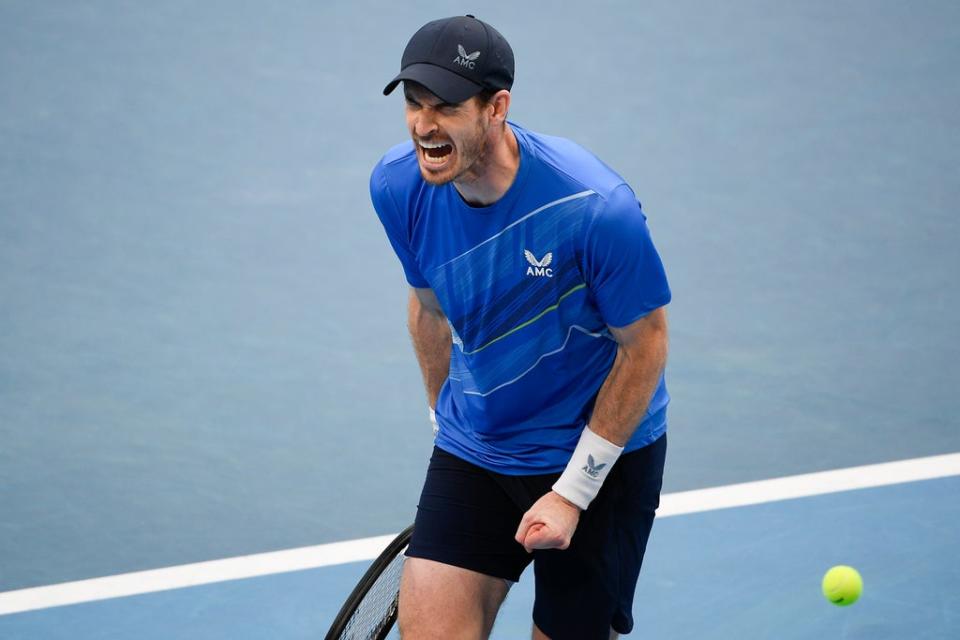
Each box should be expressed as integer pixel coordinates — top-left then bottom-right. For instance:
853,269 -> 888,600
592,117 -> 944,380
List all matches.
324,524 -> 414,640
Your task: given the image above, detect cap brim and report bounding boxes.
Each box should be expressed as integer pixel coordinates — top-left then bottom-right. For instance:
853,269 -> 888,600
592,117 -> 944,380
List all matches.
382,63 -> 483,104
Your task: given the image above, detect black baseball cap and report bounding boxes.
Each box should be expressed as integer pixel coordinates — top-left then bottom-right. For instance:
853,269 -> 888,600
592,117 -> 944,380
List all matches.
383,15 -> 514,104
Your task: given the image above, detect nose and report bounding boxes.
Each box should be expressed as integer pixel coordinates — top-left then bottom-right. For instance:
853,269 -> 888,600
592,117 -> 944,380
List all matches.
413,110 -> 438,138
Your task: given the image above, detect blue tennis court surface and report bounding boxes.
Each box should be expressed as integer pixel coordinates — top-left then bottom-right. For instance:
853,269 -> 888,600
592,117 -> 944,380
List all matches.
1,477 -> 957,638
2,1 -> 958,638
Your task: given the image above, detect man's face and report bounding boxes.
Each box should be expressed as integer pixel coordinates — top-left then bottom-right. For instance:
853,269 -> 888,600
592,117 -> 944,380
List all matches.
404,83 -> 491,186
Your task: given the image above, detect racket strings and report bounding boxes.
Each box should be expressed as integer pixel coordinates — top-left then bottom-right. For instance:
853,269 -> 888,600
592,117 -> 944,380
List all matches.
338,552 -> 406,640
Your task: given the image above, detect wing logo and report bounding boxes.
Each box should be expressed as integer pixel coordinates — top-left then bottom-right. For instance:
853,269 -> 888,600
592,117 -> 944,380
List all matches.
581,454 -> 606,479
525,250 -> 554,278
454,44 -> 481,69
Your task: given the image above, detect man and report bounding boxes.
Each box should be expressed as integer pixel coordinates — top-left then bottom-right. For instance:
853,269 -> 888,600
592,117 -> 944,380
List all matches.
370,15 -> 670,640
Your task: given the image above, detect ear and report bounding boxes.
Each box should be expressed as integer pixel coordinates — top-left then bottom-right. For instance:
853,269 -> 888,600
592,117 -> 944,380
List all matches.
488,90 -> 511,124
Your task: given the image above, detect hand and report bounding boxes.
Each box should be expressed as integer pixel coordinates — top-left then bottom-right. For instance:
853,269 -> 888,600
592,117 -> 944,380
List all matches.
514,490 -> 581,553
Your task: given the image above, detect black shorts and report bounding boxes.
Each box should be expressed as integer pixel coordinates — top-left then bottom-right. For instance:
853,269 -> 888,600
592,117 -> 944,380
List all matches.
406,434 -> 666,639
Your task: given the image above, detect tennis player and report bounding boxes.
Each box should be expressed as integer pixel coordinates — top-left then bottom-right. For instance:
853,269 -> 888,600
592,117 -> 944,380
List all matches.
371,15 -> 671,640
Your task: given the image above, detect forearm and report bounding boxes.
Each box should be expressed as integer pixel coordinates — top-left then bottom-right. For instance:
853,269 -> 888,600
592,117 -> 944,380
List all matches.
407,290 -> 452,408
550,309 -> 667,511
589,311 -> 669,446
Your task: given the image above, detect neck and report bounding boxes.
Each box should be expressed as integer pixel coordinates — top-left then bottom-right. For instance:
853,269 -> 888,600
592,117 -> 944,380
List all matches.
453,124 -> 520,207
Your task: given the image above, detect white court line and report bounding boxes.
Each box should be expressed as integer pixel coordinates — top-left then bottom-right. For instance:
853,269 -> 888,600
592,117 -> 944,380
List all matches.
1,452 -> 958,616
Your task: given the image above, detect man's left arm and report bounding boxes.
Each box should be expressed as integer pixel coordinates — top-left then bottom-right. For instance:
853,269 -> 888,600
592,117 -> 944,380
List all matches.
588,306 -> 669,446
514,306 -> 669,552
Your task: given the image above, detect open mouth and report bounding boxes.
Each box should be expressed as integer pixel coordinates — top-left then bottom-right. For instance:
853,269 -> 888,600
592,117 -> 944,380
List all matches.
419,140 -> 453,166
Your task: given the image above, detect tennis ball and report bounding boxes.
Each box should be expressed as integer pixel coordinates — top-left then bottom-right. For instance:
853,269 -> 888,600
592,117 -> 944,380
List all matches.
822,565 -> 862,606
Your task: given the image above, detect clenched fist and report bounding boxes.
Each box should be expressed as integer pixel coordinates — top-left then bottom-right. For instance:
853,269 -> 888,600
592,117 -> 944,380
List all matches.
514,490 -> 582,553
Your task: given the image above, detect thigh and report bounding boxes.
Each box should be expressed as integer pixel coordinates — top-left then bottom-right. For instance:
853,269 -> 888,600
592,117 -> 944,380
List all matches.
532,434 -> 667,640
400,447 -> 532,637
399,557 -> 509,640
406,447 -> 532,582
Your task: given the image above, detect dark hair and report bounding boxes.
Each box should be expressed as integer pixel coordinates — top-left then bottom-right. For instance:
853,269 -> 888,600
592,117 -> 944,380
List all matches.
475,88 -> 501,104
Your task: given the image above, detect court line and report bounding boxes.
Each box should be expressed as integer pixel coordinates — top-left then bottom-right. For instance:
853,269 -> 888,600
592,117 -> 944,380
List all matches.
2,452 -> 958,616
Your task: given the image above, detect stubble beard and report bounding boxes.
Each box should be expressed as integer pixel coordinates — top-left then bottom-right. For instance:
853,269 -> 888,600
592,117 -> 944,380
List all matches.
419,118 -> 491,187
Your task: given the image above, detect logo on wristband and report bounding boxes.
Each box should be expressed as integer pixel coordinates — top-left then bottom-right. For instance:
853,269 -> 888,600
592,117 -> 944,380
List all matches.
581,454 -> 607,479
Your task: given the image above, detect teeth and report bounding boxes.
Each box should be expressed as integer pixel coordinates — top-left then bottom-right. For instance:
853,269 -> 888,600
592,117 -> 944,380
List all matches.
418,140 -> 453,167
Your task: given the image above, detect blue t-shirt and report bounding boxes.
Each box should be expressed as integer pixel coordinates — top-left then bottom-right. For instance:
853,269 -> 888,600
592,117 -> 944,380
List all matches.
370,123 -> 671,474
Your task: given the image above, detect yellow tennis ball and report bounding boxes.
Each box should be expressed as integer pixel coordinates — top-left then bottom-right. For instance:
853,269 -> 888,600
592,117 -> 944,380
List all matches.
822,565 -> 863,606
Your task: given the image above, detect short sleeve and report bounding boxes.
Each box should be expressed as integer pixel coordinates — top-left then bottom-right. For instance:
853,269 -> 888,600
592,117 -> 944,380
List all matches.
583,184 -> 671,327
369,161 -> 429,288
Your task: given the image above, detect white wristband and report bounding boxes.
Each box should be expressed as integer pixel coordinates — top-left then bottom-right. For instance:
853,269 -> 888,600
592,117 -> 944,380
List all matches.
429,407 -> 438,436
552,426 -> 624,510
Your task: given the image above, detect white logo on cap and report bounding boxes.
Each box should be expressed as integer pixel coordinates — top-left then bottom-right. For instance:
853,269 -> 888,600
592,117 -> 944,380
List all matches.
454,44 -> 480,69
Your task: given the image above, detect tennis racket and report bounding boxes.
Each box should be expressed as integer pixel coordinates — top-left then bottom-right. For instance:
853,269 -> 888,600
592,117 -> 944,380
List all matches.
324,524 -> 414,640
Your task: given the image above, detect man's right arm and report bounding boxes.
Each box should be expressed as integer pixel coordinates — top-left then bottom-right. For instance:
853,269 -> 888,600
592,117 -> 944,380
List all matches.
408,287 -> 451,409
